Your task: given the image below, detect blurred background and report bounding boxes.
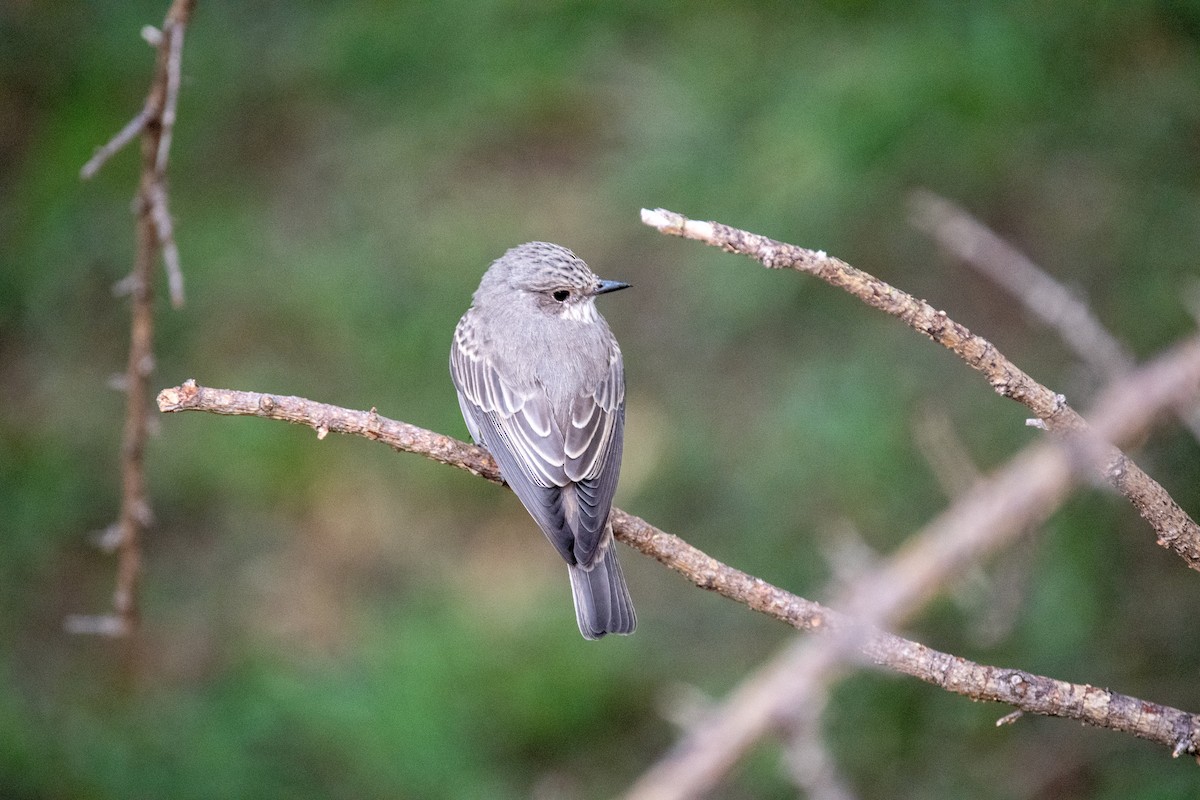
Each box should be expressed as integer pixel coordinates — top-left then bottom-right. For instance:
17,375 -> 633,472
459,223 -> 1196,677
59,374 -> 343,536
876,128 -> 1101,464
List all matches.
4,1 -> 1200,797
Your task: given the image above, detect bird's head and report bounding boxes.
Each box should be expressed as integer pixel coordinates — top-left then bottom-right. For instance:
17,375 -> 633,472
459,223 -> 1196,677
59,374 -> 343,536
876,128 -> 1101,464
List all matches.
479,242 -> 629,321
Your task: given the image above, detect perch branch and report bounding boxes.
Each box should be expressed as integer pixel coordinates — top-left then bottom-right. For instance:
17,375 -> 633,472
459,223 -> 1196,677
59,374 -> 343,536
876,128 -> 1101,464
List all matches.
69,0 -> 195,639
156,370 -> 1200,769
625,330 -> 1200,800
640,207 -> 1200,572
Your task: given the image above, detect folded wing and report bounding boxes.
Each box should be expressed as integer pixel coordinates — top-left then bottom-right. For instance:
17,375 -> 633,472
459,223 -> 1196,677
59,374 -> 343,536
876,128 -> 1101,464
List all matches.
450,313 -> 624,568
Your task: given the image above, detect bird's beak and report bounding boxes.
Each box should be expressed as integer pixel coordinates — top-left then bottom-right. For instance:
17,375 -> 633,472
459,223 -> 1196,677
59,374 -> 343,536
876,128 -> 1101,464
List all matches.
595,279 -> 631,295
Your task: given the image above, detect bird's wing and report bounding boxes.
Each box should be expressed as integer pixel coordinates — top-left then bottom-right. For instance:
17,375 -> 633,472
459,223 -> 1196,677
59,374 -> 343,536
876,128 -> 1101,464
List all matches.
451,313 -> 575,562
450,313 -> 626,568
562,344 -> 625,567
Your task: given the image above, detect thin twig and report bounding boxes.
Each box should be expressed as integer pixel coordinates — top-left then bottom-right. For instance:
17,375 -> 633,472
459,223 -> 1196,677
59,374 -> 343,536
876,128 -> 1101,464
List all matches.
153,14 -> 187,308
74,0 -> 196,638
81,4 -> 189,310
148,181 -> 185,308
639,207 -> 1200,572
80,108 -> 153,180
155,19 -> 185,174
155,374 -> 1200,768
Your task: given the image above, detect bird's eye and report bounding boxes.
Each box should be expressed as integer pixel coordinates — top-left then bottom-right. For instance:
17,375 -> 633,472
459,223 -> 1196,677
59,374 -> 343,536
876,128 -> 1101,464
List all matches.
552,290 -> 570,302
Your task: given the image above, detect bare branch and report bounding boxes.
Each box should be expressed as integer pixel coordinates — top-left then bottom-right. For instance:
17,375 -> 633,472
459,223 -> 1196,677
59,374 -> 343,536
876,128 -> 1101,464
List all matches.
148,181 -> 185,308
909,189 -> 1135,375
624,331 -> 1200,796
149,10 -> 188,309
155,18 -> 185,174
640,207 -> 1200,572
73,0 -> 196,638
623,331 -> 1200,800
156,371 -> 1200,769
910,189 -> 1200,442
80,108 -> 153,180
157,382 -> 500,480
80,3 -> 190,309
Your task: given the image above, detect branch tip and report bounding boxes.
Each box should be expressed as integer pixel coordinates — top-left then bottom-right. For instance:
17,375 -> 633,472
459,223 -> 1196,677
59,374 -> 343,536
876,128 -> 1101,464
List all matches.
639,207 -> 676,230
641,207 -> 722,246
995,710 -> 1024,727
1171,733 -> 1200,759
157,379 -> 198,411
90,523 -> 124,553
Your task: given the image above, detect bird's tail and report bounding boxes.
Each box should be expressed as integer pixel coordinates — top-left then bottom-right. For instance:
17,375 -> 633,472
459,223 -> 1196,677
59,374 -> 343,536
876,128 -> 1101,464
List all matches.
568,543 -> 636,640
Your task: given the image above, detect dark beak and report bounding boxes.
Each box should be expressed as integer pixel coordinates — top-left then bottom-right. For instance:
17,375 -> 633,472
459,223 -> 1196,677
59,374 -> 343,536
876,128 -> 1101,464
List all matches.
595,279 -> 631,295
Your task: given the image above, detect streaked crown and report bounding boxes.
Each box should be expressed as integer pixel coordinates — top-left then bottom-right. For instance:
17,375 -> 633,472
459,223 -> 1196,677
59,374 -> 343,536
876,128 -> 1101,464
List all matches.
480,241 -> 601,296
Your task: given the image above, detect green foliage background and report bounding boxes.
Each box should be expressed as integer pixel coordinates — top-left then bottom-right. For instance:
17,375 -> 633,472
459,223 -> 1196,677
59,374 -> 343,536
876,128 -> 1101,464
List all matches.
4,1 -> 1200,797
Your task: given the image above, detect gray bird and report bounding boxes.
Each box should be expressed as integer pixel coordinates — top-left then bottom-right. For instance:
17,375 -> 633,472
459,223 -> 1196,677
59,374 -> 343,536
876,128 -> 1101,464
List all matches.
450,242 -> 636,639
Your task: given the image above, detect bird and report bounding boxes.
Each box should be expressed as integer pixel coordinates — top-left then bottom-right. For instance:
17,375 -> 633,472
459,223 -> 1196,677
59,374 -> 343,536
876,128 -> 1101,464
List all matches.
450,241 -> 636,639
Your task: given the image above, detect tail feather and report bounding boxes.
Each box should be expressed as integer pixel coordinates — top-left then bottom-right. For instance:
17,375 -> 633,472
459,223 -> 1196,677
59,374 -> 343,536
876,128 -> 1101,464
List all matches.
568,548 -> 636,640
